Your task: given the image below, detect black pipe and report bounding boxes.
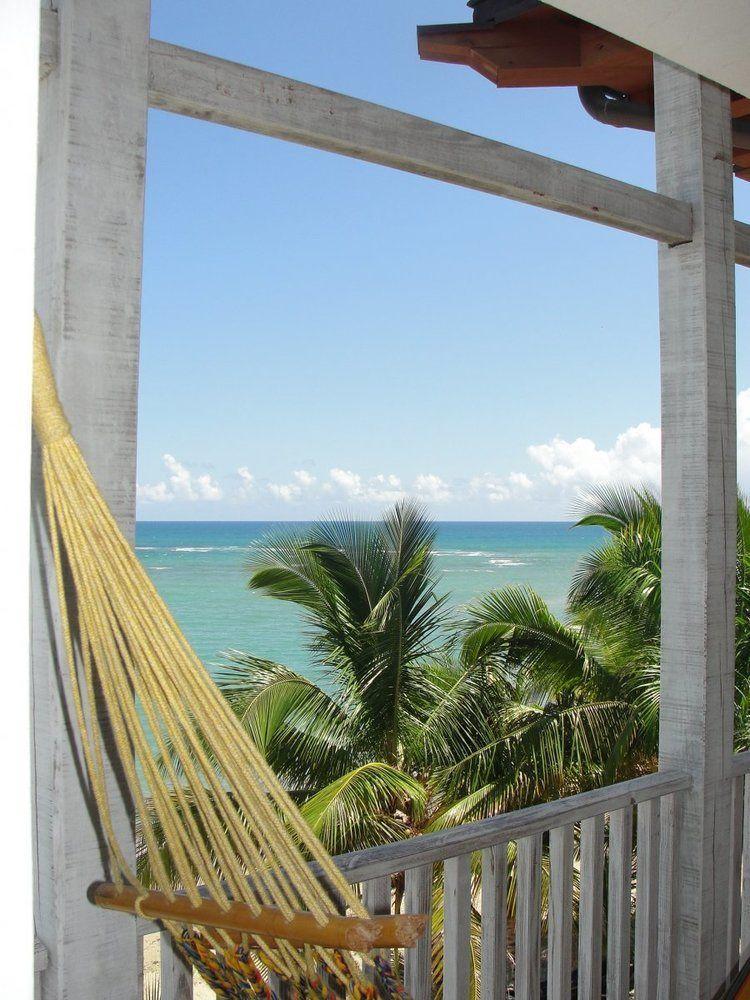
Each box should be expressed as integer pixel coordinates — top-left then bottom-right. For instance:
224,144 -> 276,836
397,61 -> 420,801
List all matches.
578,85 -> 750,151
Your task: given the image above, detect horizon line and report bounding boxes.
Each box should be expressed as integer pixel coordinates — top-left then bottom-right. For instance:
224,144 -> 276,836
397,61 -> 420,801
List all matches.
135,517 -> 582,524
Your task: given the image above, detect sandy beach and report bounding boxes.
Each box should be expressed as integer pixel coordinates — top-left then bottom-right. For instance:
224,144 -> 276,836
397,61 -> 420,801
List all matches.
143,933 -> 214,999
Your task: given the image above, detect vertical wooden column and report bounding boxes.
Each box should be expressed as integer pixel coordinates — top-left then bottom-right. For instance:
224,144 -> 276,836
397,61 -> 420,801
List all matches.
655,57 -> 737,1000
33,0 -> 150,996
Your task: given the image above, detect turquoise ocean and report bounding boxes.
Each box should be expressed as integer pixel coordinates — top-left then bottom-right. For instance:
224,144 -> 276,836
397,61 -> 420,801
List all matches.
135,521 -> 603,676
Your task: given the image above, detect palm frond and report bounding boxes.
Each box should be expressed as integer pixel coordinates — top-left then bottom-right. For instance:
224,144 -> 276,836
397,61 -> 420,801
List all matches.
216,652 -> 359,789
300,762 -> 427,854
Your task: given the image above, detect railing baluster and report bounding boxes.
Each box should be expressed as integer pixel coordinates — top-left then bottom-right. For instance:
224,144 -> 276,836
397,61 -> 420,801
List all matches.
481,843 -> 507,1000
268,972 -> 294,999
443,854 -> 472,1000
363,875 -> 392,980
742,775 -> 750,963
657,792 -> 677,1000
578,815 -> 604,1000
516,833 -> 542,1000
548,824 -> 573,1000
548,825 -> 573,1000
608,806 -> 633,1000
729,775 -> 745,981
160,932 -> 193,1000
363,875 -> 392,919
634,798 -> 660,1000
129,775 -> 691,1000
404,865 -> 433,1000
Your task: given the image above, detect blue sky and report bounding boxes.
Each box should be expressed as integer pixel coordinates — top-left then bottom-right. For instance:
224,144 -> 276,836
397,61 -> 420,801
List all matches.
137,0 -> 750,520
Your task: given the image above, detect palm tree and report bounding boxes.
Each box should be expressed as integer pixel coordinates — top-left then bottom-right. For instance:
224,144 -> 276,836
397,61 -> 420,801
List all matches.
215,501 -> 500,995
217,500 -> 463,854
446,483 -> 750,825
134,500 -> 624,994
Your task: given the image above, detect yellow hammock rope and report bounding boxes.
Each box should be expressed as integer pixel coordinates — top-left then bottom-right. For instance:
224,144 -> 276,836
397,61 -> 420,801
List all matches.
32,316 -> 423,997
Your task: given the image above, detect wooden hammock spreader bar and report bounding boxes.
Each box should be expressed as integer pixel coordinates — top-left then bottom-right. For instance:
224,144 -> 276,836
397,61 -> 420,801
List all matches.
90,883 -> 428,953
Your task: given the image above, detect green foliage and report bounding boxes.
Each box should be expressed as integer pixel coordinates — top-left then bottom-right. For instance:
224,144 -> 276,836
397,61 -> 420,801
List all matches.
210,489 -> 750,995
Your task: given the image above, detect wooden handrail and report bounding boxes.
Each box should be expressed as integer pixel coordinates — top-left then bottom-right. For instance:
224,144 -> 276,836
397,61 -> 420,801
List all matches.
325,770 -> 691,882
730,750 -> 750,777
132,770 -> 690,940
90,882 -> 427,952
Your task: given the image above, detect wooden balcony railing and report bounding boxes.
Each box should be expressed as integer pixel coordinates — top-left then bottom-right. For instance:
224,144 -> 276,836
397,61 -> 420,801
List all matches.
135,768 -> 708,999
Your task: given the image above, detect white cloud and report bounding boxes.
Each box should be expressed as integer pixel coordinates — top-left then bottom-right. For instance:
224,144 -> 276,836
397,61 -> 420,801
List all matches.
137,481 -> 172,503
509,471 -> 533,490
137,454 -> 223,503
266,469 -> 317,503
138,392 -> 750,513
293,469 -> 316,489
328,468 -> 404,503
268,483 -> 300,503
469,471 -> 533,504
413,473 -> 451,503
236,466 -> 255,499
527,422 -> 660,490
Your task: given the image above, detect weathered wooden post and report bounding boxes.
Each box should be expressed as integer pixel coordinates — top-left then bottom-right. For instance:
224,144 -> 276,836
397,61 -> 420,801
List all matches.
33,0 -> 149,995
655,57 -> 737,999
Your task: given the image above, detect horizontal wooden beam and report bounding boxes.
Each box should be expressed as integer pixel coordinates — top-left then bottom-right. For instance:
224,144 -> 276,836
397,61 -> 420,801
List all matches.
36,19 -> 750,267
39,7 -> 58,80
148,40 -> 693,245
326,770 -> 690,882
736,221 -> 750,268
730,750 -> 750,777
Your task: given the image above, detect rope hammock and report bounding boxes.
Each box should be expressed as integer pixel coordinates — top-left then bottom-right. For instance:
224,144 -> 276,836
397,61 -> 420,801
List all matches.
32,316 -> 425,999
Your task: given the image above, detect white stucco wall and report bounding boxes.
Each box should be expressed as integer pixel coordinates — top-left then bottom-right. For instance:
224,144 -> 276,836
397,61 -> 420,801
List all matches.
549,0 -> 750,99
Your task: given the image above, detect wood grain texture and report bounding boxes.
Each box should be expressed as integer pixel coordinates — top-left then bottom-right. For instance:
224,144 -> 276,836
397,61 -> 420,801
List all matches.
32,0 -> 149,996
481,844 -> 507,1000
404,865 -> 432,1000
737,221 -> 750,267
363,875 -> 392,972
657,793 -> 677,1000
443,854 -> 472,1000
634,799 -> 660,1000
39,7 -> 57,80
147,39 -> 694,245
160,933 -> 194,1000
548,825 -> 573,1000
92,882 -> 427,951
607,807 -> 633,1000
577,815 -> 604,1000
655,56 -> 737,1000
515,834 -> 542,1000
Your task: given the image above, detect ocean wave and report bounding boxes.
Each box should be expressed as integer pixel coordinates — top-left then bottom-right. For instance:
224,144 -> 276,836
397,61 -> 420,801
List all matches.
489,558 -> 526,567
434,549 -> 492,558
171,546 -> 246,553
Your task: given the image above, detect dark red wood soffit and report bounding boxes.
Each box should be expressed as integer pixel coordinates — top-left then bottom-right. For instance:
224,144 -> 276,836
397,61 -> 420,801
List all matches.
418,7 -> 750,181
